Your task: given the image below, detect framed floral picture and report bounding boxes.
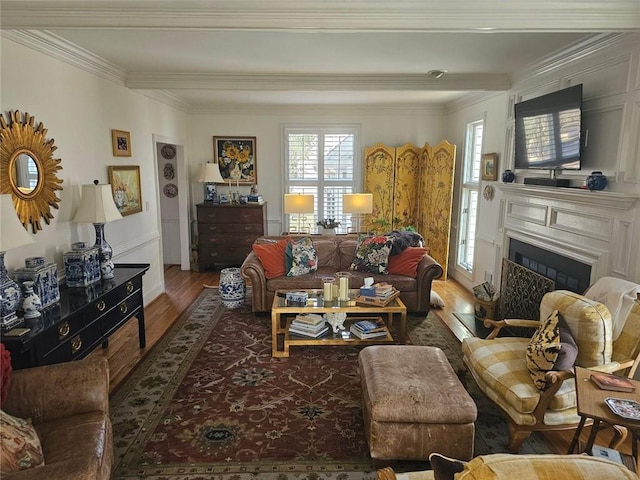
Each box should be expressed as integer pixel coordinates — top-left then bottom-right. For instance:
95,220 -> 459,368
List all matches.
111,129 -> 132,157
213,136 -> 256,185
108,165 -> 142,216
481,153 -> 498,181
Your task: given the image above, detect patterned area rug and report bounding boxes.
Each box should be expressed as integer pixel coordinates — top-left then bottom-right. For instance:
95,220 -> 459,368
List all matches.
110,289 -> 551,480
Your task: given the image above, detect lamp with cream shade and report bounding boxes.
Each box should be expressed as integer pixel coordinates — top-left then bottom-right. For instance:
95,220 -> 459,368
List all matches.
196,162 -> 225,203
283,194 -> 315,233
342,193 -> 373,234
72,180 -> 123,279
0,194 -> 36,329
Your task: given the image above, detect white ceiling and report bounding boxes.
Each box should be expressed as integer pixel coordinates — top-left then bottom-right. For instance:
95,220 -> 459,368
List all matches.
2,1 -> 639,108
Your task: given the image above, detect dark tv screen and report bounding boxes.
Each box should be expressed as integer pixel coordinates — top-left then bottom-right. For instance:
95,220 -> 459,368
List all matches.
514,84 -> 583,170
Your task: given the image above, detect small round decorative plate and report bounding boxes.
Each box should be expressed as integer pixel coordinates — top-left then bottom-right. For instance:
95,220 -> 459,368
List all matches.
163,183 -> 178,198
483,184 -> 494,201
161,144 -> 176,160
163,162 -> 175,180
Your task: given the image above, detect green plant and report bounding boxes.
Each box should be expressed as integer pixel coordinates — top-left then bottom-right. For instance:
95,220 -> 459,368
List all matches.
316,218 -> 341,229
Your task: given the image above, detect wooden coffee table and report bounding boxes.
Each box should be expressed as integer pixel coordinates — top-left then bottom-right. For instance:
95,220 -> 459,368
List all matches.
568,366 -> 640,472
270,289 -> 407,358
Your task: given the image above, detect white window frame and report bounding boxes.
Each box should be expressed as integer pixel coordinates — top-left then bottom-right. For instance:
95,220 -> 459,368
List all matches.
282,124 -> 361,234
456,119 -> 484,274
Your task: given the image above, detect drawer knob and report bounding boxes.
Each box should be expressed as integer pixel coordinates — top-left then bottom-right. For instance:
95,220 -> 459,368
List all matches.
96,300 -> 106,312
58,322 -> 70,339
126,281 -> 134,293
120,303 -> 128,314
71,335 -> 82,353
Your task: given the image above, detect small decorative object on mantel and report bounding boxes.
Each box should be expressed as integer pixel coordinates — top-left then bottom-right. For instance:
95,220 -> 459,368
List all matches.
501,169 -> 515,183
20,281 -> 42,320
586,171 -> 607,191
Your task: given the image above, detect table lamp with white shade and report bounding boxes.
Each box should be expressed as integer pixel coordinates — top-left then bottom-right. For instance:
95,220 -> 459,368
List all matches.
342,193 -> 373,234
71,180 -> 123,279
196,162 -> 225,203
0,194 -> 36,330
283,194 -> 315,233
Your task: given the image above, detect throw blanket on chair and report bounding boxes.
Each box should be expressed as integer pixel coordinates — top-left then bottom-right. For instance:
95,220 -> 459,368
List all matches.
386,230 -> 425,255
584,276 -> 640,340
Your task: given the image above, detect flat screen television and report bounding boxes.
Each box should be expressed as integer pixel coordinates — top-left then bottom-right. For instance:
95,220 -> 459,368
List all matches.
514,84 -> 583,171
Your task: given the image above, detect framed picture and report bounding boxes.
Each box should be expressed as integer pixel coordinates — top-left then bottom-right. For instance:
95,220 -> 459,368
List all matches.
108,165 -> 142,216
213,136 -> 256,185
111,129 -> 132,157
481,153 -> 498,181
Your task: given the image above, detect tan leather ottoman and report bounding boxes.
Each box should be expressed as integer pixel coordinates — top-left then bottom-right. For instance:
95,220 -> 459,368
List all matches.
359,345 -> 477,462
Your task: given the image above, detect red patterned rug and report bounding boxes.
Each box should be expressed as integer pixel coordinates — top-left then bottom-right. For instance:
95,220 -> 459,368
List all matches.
110,289 -> 550,479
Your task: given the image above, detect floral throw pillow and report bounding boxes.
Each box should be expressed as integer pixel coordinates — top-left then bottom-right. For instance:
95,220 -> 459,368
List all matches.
349,235 -> 396,274
286,236 -> 318,277
0,409 -> 45,474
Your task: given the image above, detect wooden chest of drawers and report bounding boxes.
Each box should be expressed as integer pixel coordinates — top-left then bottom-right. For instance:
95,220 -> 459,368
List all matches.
2,264 -> 149,370
197,203 -> 267,270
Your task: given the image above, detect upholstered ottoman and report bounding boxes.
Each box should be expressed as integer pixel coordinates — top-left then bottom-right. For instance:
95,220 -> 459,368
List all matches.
359,345 -> 477,462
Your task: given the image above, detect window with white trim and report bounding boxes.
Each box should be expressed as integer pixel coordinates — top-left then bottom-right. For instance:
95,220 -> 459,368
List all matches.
457,119 -> 483,273
284,126 -> 359,233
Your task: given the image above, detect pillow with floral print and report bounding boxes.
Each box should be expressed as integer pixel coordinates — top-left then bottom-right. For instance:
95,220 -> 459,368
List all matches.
349,235 -> 396,274
286,236 -> 318,277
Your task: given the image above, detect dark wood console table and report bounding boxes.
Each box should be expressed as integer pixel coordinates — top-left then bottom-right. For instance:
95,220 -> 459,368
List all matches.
1,263 -> 149,370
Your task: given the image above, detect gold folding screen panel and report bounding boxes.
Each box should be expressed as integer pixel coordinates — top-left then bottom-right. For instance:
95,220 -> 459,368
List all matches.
364,140 -> 456,279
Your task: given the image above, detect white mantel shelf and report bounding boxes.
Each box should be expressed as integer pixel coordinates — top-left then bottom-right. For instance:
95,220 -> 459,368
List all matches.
498,183 -> 640,211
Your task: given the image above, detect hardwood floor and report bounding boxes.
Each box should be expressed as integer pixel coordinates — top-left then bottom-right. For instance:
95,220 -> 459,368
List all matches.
93,266 -> 631,460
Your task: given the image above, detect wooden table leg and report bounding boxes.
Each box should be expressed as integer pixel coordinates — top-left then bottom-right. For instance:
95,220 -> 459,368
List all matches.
584,419 -> 602,454
568,416 -> 587,454
399,310 -> 407,344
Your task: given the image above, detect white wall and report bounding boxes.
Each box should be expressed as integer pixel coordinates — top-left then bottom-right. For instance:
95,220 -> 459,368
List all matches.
1,38 -> 190,304
446,33 -> 640,290
189,107 -> 448,235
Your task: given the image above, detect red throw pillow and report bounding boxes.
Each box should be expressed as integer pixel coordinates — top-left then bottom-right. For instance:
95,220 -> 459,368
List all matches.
0,343 -> 12,404
252,238 -> 291,279
387,247 -> 429,277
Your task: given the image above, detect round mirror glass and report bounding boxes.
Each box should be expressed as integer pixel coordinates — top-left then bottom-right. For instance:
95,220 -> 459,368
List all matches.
11,151 -> 40,196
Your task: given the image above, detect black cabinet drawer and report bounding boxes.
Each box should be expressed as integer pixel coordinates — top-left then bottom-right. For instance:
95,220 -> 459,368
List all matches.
101,292 -> 143,337
33,313 -> 92,357
40,322 -> 103,365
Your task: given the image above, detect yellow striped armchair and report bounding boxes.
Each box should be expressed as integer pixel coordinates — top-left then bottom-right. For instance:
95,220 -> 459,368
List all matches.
461,288 -> 640,453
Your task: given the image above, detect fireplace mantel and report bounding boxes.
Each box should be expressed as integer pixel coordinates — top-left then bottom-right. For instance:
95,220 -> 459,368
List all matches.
496,183 -> 640,283
498,184 -> 639,211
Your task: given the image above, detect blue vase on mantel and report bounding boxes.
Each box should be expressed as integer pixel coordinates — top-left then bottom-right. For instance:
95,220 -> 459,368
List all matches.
501,169 -> 515,183
586,171 -> 607,191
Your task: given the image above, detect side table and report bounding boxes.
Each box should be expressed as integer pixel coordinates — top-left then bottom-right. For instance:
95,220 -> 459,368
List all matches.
568,366 -> 640,473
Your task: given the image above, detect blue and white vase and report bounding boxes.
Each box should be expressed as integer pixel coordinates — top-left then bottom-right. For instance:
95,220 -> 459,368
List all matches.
21,281 -> 42,320
501,169 -> 515,183
219,267 -> 246,309
586,171 -> 607,191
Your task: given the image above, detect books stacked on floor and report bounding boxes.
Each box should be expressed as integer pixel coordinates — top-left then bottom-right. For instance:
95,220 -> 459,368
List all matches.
349,318 -> 388,339
247,194 -> 264,204
288,313 -> 329,338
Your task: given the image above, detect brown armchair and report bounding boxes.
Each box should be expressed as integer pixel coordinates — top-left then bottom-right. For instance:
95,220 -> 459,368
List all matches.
2,356 -> 113,479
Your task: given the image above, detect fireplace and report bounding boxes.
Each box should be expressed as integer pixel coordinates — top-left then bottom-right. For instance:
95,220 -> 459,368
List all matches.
508,239 -> 591,294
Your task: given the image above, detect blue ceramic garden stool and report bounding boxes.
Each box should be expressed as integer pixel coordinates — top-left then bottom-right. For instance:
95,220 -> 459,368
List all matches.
220,267 -> 246,309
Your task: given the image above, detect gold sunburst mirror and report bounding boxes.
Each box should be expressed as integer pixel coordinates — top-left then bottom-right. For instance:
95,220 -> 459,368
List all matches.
0,110 -> 63,233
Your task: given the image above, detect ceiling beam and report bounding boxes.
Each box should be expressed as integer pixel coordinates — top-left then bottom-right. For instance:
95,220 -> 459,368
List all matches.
1,0 -> 639,31
125,73 -> 511,92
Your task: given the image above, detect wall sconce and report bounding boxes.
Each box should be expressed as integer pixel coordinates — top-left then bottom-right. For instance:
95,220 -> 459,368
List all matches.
342,193 -> 373,234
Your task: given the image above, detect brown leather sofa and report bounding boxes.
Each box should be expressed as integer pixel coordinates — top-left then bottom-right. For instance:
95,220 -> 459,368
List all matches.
240,235 -> 443,313
2,356 -> 113,479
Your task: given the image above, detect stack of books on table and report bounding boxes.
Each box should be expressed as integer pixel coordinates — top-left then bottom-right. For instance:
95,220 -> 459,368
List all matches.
247,194 -> 264,205
349,318 -> 388,339
288,313 -> 329,338
355,282 -> 400,307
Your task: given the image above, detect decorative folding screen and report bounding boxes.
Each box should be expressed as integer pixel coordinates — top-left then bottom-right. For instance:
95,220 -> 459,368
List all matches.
364,140 -> 456,278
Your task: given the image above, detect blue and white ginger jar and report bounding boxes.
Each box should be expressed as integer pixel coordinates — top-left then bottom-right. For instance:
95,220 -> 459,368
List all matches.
586,171 -> 607,191
219,267 -> 246,309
